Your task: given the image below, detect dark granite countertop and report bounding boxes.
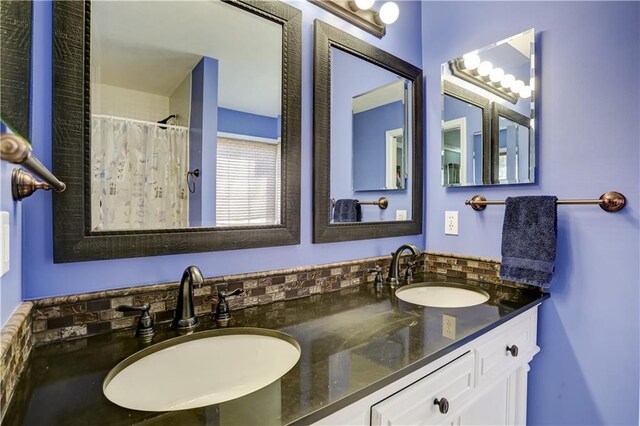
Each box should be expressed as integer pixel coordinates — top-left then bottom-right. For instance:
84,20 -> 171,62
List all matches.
4,274 -> 548,425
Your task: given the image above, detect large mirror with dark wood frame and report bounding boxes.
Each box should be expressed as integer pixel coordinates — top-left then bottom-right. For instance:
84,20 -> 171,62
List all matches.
52,0 -> 301,262
1,0 -> 32,139
313,20 -> 423,243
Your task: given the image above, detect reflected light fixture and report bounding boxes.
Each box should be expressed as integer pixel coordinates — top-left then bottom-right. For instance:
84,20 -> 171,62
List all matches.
450,58 -> 523,104
489,67 -> 504,83
378,2 -> 399,24
500,74 -> 515,89
511,79 -> 525,95
463,53 -> 480,70
354,0 -> 375,10
519,86 -> 532,99
477,61 -> 493,77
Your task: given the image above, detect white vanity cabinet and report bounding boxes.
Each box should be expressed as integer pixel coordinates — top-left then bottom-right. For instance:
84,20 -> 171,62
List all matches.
314,306 -> 539,426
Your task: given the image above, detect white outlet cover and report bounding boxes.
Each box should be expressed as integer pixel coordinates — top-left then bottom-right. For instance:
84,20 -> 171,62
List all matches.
445,211 -> 458,235
395,210 -> 407,221
442,314 -> 456,339
0,211 -> 9,277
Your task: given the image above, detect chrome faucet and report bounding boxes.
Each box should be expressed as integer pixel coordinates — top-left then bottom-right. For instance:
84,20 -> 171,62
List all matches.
387,244 -> 421,287
171,265 -> 204,330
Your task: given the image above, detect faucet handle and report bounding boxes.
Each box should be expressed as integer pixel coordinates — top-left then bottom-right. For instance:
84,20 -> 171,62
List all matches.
404,261 -> 417,283
215,288 -> 245,325
219,288 -> 244,300
116,304 -> 154,338
366,266 -> 384,286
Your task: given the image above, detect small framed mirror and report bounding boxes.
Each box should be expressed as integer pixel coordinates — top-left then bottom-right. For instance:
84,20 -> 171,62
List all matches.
351,79 -> 409,192
441,28 -> 535,186
491,103 -> 531,184
442,81 -> 490,186
313,20 -> 423,243
52,0 -> 302,262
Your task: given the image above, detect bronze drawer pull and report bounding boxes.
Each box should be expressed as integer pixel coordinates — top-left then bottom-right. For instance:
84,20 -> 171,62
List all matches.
433,397 -> 449,414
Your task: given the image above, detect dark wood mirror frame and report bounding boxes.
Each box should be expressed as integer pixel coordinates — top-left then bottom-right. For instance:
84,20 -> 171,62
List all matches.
312,20 -> 423,243
442,80 -> 491,185
0,0 -> 32,139
52,0 -> 302,263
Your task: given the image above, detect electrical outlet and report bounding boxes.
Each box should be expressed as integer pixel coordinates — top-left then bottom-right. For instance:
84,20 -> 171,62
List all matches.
445,211 -> 458,235
442,314 -> 456,339
396,210 -> 407,221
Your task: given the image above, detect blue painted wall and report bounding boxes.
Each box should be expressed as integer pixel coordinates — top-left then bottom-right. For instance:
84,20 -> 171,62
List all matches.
352,100 -> 404,190
218,107 -> 280,140
330,48 -> 413,222
422,2 -> 639,424
189,57 -> 218,227
23,0 -> 424,299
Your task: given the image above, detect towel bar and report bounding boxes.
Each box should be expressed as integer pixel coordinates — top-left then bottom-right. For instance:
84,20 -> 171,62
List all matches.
330,197 -> 388,210
465,191 -> 626,212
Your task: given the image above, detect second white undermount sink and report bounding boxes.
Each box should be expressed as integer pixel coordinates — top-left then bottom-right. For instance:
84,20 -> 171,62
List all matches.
396,283 -> 490,308
103,327 -> 300,412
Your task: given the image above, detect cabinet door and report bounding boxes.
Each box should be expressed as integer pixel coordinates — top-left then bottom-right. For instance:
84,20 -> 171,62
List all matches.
459,373 -> 515,426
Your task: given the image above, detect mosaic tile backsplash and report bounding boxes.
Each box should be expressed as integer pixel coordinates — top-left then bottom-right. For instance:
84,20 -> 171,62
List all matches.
27,251 -> 536,346
424,251 -> 533,290
30,254 -> 420,345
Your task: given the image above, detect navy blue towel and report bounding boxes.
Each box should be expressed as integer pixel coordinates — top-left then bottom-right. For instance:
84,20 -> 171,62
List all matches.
500,196 -> 558,287
333,199 -> 362,222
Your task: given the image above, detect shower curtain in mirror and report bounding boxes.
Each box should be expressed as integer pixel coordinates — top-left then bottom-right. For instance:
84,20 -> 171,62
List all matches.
91,115 -> 189,231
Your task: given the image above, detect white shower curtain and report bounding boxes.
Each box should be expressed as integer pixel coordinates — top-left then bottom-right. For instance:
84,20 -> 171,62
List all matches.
91,115 -> 189,231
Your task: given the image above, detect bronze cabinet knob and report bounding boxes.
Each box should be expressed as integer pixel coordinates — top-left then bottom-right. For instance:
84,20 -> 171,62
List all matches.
433,397 -> 449,414
506,345 -> 519,357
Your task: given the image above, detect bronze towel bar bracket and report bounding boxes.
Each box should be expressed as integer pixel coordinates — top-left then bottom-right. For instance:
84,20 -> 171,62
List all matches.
1,133 -> 66,200
331,197 -> 389,210
465,191 -> 626,213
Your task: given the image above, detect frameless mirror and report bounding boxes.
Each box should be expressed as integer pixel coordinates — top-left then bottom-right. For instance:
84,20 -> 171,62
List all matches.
52,0 -> 301,262
313,20 -> 423,243
441,29 -> 535,186
330,47 -> 413,223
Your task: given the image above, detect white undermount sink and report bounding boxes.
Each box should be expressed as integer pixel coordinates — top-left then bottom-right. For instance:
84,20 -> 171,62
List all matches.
396,283 -> 490,308
103,327 -> 300,412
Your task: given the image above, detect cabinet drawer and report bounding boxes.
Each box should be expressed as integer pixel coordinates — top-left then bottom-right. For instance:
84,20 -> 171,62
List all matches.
371,352 -> 475,426
475,314 -> 535,385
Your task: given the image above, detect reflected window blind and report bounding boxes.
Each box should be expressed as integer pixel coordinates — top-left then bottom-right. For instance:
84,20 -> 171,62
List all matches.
216,137 -> 281,226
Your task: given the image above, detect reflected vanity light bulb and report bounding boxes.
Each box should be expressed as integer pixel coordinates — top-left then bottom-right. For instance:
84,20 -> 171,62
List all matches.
462,53 -> 480,70
500,74 -> 515,89
477,61 -> 493,77
355,0 -> 375,10
489,67 -> 504,83
511,80 -> 525,94
379,2 -> 399,24
519,86 -> 532,99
